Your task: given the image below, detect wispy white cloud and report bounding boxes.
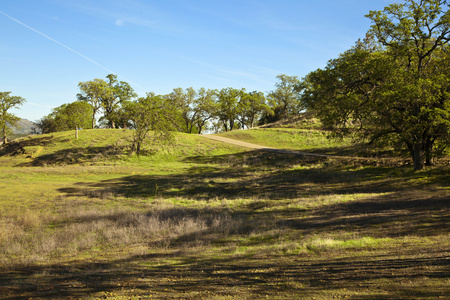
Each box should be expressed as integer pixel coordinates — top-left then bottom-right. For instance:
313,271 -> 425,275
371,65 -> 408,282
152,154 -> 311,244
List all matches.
55,0 -> 180,34
217,69 -> 253,78
27,102 -> 53,109
0,10 -> 115,71
0,9 -> 146,92
115,19 -> 124,26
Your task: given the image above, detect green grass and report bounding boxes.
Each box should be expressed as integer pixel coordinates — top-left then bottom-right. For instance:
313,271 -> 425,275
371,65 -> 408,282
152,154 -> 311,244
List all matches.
219,127 -> 344,150
216,127 -> 391,159
0,128 -> 449,299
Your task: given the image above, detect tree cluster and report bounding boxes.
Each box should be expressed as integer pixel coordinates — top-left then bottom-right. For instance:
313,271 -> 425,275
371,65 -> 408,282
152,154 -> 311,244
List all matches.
300,0 -> 450,170
30,73 -> 301,153
35,73 -> 301,135
33,73 -> 302,153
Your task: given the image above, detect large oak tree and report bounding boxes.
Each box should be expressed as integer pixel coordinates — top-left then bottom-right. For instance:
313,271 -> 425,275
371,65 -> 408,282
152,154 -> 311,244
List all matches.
303,0 -> 450,170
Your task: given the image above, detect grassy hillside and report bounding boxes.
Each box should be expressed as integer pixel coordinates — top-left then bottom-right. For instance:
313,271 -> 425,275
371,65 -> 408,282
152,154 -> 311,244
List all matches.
218,112 -> 365,156
0,127 -> 449,299
0,129 -> 244,167
218,127 -> 352,153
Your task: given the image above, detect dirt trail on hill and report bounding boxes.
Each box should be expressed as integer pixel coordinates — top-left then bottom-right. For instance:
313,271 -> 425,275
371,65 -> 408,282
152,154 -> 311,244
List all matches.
201,134 -> 328,157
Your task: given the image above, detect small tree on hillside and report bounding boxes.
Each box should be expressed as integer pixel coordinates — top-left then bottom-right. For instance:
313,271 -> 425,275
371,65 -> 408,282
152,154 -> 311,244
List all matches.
194,88 -> 218,134
168,87 -> 217,134
125,94 -> 179,154
238,91 -> 271,129
36,101 -> 93,134
0,92 -> 26,144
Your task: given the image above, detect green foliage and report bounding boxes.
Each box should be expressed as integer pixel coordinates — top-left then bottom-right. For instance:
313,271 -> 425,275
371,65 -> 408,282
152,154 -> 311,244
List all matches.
100,74 -> 137,129
77,78 -> 110,129
36,101 -> 93,134
237,91 -> 272,129
77,74 -> 137,129
125,94 -> 181,154
168,87 -> 217,134
0,91 -> 26,144
216,87 -> 242,132
169,87 -> 271,133
267,74 -> 303,121
303,0 -> 450,170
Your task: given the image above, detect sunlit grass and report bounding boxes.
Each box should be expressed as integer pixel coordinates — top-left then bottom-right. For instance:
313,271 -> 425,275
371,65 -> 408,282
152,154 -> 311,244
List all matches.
218,127 -> 349,151
0,129 -> 448,299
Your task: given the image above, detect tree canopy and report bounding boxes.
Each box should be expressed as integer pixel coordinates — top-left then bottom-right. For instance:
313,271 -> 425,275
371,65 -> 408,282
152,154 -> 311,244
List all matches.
77,79 -> 109,129
268,74 -> 303,121
302,0 -> 450,170
101,74 -> 137,129
36,101 -> 93,134
125,94 -> 180,154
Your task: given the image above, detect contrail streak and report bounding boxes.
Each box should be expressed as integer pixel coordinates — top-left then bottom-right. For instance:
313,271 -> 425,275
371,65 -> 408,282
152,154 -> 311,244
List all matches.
0,10 -> 146,92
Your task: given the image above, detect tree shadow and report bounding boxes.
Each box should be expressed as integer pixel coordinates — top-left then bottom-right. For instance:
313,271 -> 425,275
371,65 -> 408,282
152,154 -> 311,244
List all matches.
0,135 -> 127,166
20,145 -> 125,166
58,150 -> 411,201
0,136 -> 54,156
57,149 -> 449,241
0,235 -> 448,299
279,192 -> 450,238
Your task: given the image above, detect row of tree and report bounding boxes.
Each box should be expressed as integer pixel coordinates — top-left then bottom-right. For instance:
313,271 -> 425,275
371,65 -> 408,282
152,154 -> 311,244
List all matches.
31,73 -> 303,154
35,74 -> 302,135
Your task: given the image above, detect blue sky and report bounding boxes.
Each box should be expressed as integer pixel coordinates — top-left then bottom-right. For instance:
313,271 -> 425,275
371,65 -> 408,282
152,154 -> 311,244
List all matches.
1,0 -> 392,121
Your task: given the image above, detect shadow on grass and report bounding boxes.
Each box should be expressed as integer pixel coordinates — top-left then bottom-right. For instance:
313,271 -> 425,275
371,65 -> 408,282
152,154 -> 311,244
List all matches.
0,135 -> 127,166
280,192 -> 450,238
0,136 -> 54,156
58,150 -> 450,239
2,149 -> 448,299
59,150 -> 410,200
21,145 -> 125,166
0,243 -> 448,299
307,143 -> 398,158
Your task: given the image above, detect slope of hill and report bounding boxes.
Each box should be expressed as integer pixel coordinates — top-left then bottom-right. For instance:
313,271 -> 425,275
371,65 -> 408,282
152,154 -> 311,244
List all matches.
0,129 -> 245,167
259,111 -> 322,129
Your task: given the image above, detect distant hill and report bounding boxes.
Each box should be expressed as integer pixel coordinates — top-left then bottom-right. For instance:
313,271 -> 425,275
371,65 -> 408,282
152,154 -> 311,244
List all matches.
11,119 -> 36,135
0,119 -> 37,143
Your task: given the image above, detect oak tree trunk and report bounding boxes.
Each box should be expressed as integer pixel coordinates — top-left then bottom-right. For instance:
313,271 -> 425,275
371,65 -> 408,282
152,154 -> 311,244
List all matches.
412,143 -> 424,171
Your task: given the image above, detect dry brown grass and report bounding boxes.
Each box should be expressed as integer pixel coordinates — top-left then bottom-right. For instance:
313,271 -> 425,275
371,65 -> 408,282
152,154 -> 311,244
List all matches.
0,204 -> 249,269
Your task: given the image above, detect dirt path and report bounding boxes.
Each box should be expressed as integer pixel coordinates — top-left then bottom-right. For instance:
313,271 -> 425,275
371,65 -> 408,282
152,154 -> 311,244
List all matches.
201,134 -> 329,157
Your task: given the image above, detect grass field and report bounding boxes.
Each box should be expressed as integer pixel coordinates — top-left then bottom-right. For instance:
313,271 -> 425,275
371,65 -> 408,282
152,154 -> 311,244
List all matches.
0,128 -> 449,299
